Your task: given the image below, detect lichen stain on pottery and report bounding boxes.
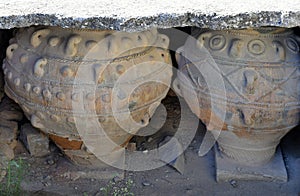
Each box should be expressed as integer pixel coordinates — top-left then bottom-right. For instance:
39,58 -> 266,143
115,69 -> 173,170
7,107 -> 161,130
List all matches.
176,27 -> 300,165
3,26 -> 172,166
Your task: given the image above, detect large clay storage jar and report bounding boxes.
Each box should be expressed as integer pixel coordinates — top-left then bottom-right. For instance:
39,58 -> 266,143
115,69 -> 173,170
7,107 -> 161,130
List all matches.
3,26 -> 172,166
176,27 -> 300,165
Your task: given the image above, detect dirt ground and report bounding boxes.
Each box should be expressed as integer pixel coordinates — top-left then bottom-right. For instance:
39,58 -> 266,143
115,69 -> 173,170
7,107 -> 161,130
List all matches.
1,95 -> 298,196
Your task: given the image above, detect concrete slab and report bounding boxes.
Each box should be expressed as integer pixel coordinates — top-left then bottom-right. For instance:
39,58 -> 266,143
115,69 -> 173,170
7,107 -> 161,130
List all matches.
215,144 -> 288,182
0,0 -> 299,31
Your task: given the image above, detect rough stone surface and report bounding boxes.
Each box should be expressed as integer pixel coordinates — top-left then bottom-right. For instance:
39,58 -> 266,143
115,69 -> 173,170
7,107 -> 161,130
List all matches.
0,0 -> 299,31
0,97 -> 23,122
215,145 -> 288,182
0,97 -> 21,182
0,142 -> 14,182
0,118 -> 18,147
0,31 -> 5,101
20,123 -> 50,157
0,143 -> 15,161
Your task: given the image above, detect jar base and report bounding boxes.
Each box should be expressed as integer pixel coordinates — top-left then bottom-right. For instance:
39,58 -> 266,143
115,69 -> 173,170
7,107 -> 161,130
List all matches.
214,145 -> 288,182
217,142 -> 277,166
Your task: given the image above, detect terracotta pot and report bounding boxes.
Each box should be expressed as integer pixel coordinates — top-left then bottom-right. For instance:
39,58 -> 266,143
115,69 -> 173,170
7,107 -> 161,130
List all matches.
175,27 -> 300,165
3,26 -> 172,166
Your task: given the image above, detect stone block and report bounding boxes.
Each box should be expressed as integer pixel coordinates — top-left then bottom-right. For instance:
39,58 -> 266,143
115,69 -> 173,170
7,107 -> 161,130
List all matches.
0,0 -> 299,31
0,142 -> 14,160
0,118 -> 18,146
0,97 -> 24,121
62,149 -> 125,180
20,123 -> 50,157
215,144 -> 288,182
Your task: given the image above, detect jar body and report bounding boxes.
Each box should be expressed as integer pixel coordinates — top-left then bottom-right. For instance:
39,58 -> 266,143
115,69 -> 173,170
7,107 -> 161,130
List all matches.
176,27 -> 300,165
4,26 -> 172,166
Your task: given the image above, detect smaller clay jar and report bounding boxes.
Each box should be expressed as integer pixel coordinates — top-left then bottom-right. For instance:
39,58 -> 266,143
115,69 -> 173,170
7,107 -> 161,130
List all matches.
175,27 -> 300,165
3,26 -> 172,167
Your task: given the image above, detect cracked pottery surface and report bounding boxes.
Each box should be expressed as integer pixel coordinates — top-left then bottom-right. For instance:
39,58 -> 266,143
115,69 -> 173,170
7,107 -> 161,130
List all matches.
0,0 -> 299,31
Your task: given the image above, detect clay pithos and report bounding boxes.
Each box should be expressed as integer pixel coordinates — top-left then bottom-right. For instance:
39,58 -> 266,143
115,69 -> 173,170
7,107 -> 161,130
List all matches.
175,27 -> 300,165
3,26 -> 172,166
